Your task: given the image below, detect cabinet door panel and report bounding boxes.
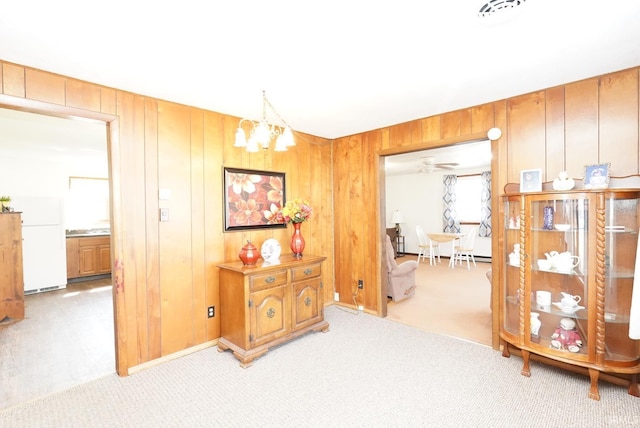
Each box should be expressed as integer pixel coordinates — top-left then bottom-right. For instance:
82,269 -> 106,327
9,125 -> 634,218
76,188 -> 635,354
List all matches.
502,195 -> 521,338
604,195 -> 640,365
250,285 -> 289,348
292,279 -> 322,330
526,195 -> 593,361
98,243 -> 111,274
79,246 -> 97,276
66,237 -> 80,278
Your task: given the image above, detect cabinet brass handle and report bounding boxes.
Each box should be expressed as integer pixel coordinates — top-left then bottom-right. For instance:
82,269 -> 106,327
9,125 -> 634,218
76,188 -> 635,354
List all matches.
304,297 -> 312,306
267,308 -> 276,318
303,268 -> 312,275
265,276 -> 276,283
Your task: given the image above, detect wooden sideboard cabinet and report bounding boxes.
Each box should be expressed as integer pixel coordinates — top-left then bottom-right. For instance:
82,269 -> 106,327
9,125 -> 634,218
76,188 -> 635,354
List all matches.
500,187 -> 640,400
218,254 -> 329,367
66,235 -> 111,279
0,213 -> 25,322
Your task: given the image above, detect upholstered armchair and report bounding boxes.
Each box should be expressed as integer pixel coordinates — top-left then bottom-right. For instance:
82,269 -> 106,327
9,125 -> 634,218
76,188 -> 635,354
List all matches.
384,234 -> 418,302
385,228 -> 398,258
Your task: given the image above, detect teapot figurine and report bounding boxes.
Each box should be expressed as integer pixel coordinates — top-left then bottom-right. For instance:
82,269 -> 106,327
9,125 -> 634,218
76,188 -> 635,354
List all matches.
545,251 -> 580,272
560,292 -> 581,307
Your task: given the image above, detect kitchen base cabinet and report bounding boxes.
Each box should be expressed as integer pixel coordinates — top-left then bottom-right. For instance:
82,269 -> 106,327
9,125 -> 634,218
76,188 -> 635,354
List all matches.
218,255 -> 328,367
0,213 -> 24,322
501,185 -> 640,400
66,236 -> 111,279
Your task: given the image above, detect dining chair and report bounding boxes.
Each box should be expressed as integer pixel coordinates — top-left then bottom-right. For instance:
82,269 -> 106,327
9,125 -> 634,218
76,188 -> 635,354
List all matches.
453,227 -> 477,269
416,225 -> 429,263
416,225 -> 440,265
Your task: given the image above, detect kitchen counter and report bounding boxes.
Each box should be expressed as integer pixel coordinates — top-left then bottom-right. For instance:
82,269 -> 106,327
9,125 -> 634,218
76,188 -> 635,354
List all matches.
66,229 -> 111,238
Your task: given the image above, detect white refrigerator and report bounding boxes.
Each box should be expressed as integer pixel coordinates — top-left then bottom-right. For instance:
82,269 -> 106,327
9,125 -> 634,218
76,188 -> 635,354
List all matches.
12,196 -> 68,294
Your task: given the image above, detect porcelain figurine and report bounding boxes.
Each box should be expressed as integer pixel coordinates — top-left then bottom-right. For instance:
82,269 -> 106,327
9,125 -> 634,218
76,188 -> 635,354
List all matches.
552,171 -> 575,191
550,318 -> 582,352
530,312 -> 541,343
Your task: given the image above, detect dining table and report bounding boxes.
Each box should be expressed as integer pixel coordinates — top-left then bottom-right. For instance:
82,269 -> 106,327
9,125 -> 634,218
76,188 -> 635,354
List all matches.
426,232 -> 465,268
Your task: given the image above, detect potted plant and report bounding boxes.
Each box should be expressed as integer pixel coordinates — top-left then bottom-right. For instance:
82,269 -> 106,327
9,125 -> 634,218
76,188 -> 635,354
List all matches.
0,195 -> 11,212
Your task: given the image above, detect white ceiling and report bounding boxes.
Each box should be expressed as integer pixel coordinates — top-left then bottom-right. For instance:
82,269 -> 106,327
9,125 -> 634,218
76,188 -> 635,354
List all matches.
385,140 -> 492,176
1,0 -> 639,141
0,107 -> 107,161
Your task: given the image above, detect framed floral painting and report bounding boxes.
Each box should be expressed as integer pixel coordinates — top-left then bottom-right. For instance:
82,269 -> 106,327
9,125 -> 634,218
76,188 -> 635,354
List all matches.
223,167 -> 286,231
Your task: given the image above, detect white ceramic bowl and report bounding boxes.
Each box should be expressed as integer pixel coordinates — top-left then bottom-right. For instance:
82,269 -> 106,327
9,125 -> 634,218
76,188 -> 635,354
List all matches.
554,224 -> 571,231
537,259 -> 551,270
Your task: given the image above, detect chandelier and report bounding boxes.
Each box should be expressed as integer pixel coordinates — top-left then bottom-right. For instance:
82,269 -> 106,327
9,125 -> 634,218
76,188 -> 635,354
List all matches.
234,90 -> 295,152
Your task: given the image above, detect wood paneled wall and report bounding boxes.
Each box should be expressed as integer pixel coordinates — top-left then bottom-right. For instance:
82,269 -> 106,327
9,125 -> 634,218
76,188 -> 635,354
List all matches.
332,67 -> 640,341
0,61 -> 333,375
2,59 -> 639,369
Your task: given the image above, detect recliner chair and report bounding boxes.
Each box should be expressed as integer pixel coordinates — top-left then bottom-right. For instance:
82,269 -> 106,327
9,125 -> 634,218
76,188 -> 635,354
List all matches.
384,234 -> 418,302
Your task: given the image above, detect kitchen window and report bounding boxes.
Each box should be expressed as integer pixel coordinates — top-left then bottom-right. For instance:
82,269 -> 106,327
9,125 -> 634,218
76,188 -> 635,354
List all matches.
66,177 -> 110,230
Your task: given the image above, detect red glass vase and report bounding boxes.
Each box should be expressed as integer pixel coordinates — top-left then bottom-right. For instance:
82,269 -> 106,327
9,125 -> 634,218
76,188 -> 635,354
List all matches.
290,222 -> 305,258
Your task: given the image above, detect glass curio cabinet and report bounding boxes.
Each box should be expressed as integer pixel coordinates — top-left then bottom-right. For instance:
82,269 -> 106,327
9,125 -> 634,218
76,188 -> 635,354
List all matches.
500,186 -> 640,400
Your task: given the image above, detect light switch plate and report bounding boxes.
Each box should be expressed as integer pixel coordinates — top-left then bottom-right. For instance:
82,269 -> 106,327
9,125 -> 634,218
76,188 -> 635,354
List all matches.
159,208 -> 169,222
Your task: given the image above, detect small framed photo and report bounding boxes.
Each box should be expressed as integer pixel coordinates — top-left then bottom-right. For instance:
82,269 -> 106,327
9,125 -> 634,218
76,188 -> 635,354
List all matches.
520,169 -> 542,193
223,167 -> 286,231
584,163 -> 610,190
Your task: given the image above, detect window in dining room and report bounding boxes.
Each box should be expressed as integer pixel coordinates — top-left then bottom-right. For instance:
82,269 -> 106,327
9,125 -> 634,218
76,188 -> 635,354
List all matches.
455,174 -> 483,223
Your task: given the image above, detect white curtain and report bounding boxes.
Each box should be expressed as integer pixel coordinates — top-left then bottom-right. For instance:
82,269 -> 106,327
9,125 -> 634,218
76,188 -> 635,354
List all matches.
442,175 -> 460,233
479,171 -> 492,237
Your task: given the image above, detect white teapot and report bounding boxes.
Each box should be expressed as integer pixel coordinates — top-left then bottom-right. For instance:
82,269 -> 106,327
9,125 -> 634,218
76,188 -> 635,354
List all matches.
560,292 -> 581,307
545,251 -> 580,272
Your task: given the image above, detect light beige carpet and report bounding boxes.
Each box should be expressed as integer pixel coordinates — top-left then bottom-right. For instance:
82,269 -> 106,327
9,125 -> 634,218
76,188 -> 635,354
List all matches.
386,256 -> 492,347
2,305 -> 637,427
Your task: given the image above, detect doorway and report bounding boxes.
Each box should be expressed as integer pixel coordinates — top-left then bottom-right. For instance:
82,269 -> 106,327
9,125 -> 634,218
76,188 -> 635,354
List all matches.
0,107 -> 114,409
380,139 -> 493,343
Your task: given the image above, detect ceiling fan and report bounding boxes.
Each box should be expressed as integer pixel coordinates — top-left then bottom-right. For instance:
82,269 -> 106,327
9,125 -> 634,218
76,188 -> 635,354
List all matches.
417,156 -> 459,173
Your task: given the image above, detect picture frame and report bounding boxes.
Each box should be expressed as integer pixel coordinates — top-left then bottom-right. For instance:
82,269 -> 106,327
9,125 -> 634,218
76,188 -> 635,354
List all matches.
520,168 -> 542,193
223,167 -> 286,231
584,163 -> 610,190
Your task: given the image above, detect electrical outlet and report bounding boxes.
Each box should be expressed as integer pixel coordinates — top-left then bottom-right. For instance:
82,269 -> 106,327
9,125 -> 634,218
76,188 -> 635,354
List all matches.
207,306 -> 215,318
358,305 -> 364,311
358,279 -> 364,289
334,292 -> 340,301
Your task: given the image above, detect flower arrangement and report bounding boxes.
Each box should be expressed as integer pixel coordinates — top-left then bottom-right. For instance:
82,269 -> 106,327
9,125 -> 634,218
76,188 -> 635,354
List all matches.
279,198 -> 312,224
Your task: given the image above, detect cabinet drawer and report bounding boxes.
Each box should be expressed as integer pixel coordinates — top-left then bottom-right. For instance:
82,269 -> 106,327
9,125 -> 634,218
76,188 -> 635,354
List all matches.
250,270 -> 287,291
291,263 -> 321,282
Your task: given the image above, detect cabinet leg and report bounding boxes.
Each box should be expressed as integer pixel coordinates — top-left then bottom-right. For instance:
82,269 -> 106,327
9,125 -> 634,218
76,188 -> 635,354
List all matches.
588,368 -> 601,401
500,339 -> 511,358
521,350 -> 531,377
628,374 -> 639,397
